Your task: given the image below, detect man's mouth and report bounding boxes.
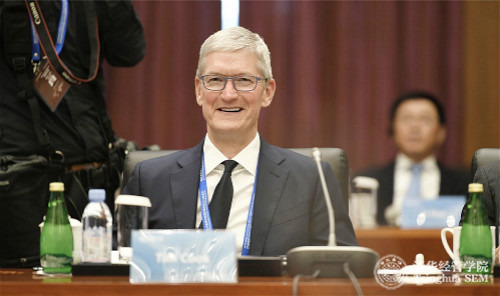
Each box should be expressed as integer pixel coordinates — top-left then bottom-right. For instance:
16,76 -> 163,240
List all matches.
219,108 -> 242,112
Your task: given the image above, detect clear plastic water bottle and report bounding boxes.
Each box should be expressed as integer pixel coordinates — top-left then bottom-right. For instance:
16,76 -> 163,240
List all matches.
82,189 -> 112,263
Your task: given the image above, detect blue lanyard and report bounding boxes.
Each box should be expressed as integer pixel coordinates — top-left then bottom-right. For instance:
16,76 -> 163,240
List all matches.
199,153 -> 258,255
30,0 -> 69,62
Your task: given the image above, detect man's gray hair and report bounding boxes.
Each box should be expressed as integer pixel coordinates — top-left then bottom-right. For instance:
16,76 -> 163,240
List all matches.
196,26 -> 273,79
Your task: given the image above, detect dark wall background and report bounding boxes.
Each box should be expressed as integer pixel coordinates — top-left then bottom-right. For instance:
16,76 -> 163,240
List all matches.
105,0 -> 499,173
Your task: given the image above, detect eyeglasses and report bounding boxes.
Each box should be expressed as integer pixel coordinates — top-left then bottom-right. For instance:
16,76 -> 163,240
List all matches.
200,74 -> 265,91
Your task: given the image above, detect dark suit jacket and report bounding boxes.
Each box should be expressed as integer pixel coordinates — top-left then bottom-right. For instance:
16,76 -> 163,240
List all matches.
123,138 -> 358,256
359,161 -> 469,225
470,161 -> 500,230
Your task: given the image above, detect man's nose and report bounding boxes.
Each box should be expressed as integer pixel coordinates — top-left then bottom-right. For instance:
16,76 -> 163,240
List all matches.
221,79 -> 238,97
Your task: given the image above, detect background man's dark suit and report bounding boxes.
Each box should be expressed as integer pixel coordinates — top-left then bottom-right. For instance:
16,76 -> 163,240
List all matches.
123,138 -> 358,256
361,163 -> 469,225
470,161 -> 500,231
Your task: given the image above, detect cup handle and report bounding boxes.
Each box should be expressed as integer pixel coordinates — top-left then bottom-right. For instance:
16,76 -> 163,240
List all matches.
441,228 -> 455,259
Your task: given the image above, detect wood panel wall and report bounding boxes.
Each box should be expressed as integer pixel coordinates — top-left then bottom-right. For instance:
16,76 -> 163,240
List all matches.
463,1 -> 500,165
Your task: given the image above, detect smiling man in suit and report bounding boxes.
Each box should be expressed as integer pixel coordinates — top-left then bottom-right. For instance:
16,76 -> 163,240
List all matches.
122,26 -> 357,256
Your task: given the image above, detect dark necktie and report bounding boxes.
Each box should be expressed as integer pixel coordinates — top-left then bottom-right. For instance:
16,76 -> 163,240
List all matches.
209,160 -> 238,229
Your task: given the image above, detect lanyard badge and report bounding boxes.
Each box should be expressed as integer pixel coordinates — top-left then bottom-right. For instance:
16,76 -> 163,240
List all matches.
27,0 -> 100,111
33,60 -> 70,111
30,0 -> 69,111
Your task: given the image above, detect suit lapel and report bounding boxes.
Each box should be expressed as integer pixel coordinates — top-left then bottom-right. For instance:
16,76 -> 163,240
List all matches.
249,140 -> 288,255
170,142 -> 204,228
382,163 -> 395,203
376,163 -> 395,224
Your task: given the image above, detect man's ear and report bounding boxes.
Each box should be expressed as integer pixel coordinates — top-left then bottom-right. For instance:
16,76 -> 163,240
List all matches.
261,79 -> 276,107
437,125 -> 447,147
195,77 -> 203,106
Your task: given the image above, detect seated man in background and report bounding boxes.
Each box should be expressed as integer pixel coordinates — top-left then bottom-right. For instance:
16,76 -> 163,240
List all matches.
358,91 -> 469,226
122,26 -> 357,256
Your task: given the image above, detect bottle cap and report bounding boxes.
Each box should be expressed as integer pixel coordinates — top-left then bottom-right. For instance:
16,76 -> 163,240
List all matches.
468,183 -> 484,192
88,189 -> 106,202
49,182 -> 64,191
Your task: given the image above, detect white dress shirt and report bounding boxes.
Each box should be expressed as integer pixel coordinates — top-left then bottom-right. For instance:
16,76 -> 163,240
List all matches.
386,153 -> 440,225
196,133 -> 260,253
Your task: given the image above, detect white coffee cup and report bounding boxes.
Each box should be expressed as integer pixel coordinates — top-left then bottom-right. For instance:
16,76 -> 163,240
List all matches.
441,225 -> 495,272
350,176 -> 378,228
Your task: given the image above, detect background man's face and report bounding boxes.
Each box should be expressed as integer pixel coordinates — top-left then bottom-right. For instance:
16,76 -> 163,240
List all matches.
392,99 -> 446,161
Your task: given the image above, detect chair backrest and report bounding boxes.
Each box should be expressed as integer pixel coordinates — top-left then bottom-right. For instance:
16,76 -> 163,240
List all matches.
471,148 -> 500,178
122,150 -> 179,190
288,148 -> 349,208
122,147 -> 349,208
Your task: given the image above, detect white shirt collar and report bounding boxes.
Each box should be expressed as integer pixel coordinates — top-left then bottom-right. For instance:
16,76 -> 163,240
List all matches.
395,153 -> 438,171
203,133 -> 260,176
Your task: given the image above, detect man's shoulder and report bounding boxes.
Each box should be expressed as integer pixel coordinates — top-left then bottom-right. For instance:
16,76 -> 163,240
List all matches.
131,144 -> 203,172
474,161 -> 500,182
438,163 -> 470,182
138,151 -> 182,167
263,145 -> 321,168
276,146 -> 315,160
480,161 -> 500,173
355,162 -> 394,179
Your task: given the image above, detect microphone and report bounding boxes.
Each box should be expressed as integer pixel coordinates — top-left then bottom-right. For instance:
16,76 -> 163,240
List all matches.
312,147 -> 336,247
285,147 -> 379,278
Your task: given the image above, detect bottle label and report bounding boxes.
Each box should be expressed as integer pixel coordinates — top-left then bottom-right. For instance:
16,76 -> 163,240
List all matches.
82,226 -> 111,262
40,253 -> 72,273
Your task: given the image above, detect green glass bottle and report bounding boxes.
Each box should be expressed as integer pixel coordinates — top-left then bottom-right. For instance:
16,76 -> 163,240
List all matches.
459,183 -> 492,274
40,182 -> 73,274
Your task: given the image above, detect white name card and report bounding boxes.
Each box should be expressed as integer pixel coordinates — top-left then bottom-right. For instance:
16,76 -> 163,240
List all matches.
130,230 -> 237,283
401,195 -> 466,229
